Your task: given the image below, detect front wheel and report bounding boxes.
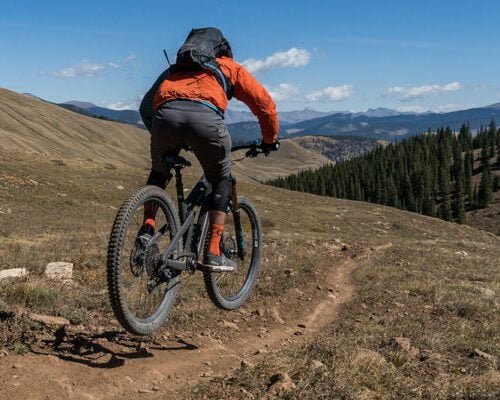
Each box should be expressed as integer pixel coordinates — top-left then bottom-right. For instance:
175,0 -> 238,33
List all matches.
204,196 -> 262,310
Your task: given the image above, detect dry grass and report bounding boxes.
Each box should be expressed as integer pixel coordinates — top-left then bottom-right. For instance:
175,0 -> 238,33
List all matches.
189,204 -> 500,399
0,89 -> 498,398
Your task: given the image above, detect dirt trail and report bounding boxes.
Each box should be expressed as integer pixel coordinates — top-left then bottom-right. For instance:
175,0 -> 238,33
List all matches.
0,244 -> 392,400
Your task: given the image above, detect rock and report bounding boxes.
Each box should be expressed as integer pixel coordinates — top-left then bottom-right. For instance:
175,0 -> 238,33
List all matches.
255,348 -> 268,355
200,370 -> 213,377
472,349 -> 496,364
0,268 -> 28,280
222,320 -> 240,331
454,250 -> 468,256
341,244 -> 349,251
311,360 -> 326,369
240,360 -> 255,369
478,287 -> 495,298
284,268 -> 295,276
116,185 -> 125,190
270,307 -> 284,324
45,262 -> 73,280
256,307 -> 266,317
30,313 -> 70,326
267,372 -> 296,396
138,389 -> 154,394
297,323 -> 306,329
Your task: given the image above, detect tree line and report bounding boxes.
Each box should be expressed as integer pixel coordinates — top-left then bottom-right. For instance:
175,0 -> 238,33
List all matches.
268,120 -> 500,224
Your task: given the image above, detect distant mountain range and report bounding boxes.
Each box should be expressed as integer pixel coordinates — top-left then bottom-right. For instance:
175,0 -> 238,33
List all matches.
285,104 -> 500,141
60,100 -> 142,125
21,93 -> 500,142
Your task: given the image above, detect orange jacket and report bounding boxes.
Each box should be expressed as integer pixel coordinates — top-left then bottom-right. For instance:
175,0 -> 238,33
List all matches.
153,57 -> 279,143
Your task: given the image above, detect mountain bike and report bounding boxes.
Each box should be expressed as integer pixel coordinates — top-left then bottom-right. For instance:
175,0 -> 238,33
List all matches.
106,142 -> 278,335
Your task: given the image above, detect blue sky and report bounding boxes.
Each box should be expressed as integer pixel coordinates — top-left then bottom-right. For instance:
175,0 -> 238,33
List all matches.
1,0 -> 500,112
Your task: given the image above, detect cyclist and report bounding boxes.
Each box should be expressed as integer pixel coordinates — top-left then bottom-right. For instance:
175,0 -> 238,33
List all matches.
139,27 -> 279,271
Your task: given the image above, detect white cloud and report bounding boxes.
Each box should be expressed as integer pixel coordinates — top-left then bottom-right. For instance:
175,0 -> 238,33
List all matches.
242,48 -> 310,73
385,82 -> 462,101
265,83 -> 300,102
51,59 -> 121,78
306,85 -> 353,102
100,100 -> 138,111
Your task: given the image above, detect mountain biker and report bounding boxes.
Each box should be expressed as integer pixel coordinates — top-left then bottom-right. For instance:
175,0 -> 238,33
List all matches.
139,27 -> 279,271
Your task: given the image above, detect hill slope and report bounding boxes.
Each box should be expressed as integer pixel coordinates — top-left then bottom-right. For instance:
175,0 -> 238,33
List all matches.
0,88 -> 328,178
0,88 -> 150,167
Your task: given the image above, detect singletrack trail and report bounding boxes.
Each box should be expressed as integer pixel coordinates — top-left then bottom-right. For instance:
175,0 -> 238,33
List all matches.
0,242 -> 392,400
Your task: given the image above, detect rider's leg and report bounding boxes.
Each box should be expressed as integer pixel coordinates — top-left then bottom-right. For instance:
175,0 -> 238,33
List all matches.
143,106 -> 182,228
181,106 -> 234,267
206,176 -> 232,256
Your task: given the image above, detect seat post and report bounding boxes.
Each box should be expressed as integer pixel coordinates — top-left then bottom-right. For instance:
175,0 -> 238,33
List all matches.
174,167 -> 187,223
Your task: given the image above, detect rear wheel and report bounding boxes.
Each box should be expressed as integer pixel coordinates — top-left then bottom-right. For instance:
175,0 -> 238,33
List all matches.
204,196 -> 262,310
107,186 -> 181,335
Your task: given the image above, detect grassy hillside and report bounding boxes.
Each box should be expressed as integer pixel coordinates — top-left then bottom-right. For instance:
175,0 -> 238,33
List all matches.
232,139 -> 331,181
0,89 -> 498,399
0,148 -> 498,399
0,88 -> 150,167
0,88 -> 327,181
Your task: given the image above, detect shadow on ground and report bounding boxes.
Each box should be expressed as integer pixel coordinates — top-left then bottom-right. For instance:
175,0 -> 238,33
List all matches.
30,328 -> 198,369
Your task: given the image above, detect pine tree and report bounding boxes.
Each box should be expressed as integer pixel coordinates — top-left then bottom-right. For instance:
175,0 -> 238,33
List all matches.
488,119 -> 497,158
464,149 -> 473,204
452,177 -> 466,224
478,166 -> 493,208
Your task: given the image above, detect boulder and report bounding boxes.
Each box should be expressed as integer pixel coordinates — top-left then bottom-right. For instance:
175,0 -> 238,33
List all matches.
267,372 -> 296,397
45,262 -> 73,280
0,268 -> 28,280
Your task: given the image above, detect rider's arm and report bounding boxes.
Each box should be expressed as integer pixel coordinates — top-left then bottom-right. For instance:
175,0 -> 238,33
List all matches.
218,58 -> 279,144
139,68 -> 171,132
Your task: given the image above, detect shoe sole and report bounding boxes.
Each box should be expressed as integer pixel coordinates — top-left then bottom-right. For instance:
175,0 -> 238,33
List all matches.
201,263 -> 236,273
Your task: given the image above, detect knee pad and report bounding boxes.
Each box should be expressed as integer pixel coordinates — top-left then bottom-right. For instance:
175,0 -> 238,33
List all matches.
209,177 -> 233,212
146,170 -> 168,189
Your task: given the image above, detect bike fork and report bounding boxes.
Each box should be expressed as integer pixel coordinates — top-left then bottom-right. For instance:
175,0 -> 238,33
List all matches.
231,177 -> 246,259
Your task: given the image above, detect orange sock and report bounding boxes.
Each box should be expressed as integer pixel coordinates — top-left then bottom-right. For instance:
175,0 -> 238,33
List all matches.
144,218 -> 156,229
208,224 -> 224,256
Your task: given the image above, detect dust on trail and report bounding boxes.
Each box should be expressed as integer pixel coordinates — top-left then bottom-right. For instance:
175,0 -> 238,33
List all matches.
0,243 -> 392,400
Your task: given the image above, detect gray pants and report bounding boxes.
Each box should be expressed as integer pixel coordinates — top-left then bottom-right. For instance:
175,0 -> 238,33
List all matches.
149,100 -> 232,186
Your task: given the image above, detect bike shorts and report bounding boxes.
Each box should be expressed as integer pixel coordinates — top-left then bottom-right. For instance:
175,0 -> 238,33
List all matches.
149,100 -> 232,185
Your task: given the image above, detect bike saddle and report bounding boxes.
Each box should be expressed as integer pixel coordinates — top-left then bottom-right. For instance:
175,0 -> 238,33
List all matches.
164,154 -> 192,168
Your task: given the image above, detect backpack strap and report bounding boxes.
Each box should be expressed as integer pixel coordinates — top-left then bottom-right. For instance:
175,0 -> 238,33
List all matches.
202,61 -> 234,100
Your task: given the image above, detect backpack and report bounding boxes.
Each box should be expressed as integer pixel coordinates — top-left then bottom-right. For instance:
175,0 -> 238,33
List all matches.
174,27 -> 234,99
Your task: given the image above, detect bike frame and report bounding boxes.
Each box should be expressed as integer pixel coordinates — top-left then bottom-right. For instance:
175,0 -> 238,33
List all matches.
153,156 -> 242,276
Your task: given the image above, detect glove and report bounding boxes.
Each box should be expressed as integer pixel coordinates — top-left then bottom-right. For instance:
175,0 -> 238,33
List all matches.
261,140 -> 280,155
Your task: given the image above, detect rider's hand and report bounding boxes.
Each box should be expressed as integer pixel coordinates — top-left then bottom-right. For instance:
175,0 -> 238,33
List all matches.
261,140 -> 280,155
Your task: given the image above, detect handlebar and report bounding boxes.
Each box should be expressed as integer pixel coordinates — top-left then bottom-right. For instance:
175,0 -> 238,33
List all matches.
231,140 -> 280,158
